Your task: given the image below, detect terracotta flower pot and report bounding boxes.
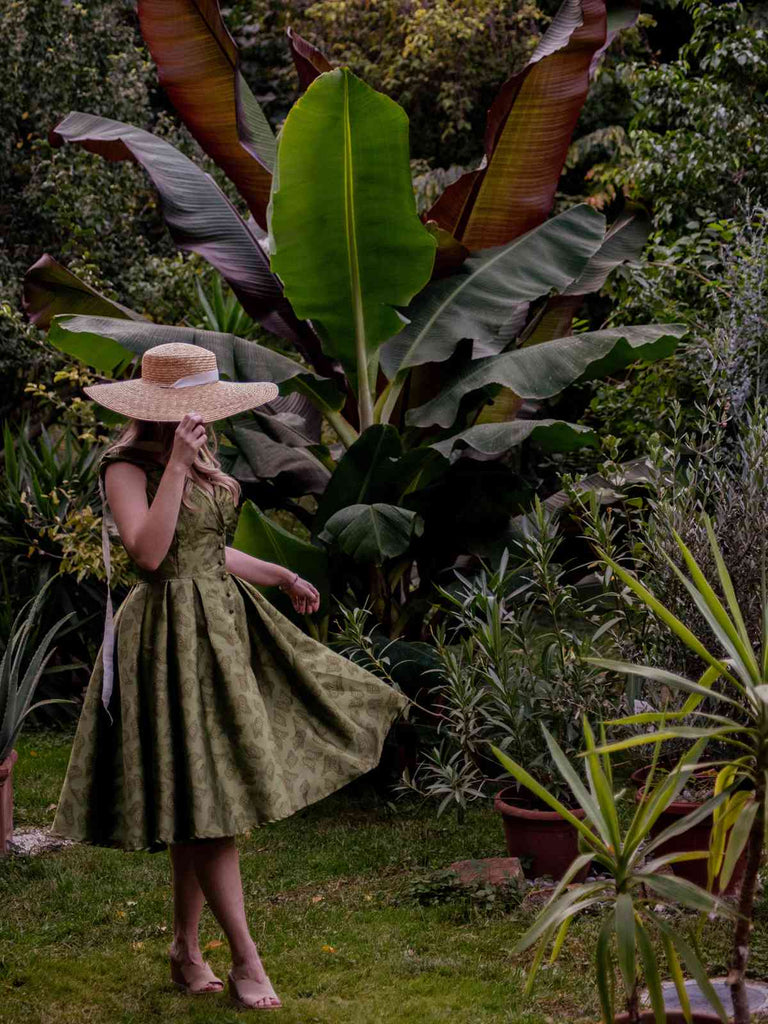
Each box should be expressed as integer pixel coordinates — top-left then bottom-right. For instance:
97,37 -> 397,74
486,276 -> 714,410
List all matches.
0,749 -> 18,856
494,785 -> 588,880
632,766 -> 747,894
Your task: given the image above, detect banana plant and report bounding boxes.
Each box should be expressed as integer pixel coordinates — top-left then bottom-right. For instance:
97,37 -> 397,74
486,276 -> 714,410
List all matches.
491,722 -> 734,1024
27,0 -> 653,431
586,515 -> 768,1024
23,0 -> 679,631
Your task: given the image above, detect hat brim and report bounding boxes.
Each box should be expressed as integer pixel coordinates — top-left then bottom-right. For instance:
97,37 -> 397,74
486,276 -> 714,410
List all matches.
83,379 -> 280,424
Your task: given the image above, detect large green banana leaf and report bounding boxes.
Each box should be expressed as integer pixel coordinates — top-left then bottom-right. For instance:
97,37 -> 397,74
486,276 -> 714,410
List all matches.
268,68 -> 436,428
228,415 -> 331,496
49,113 -> 312,352
558,203 -> 650,302
318,504 -> 422,565
379,204 -> 605,380
473,203 -> 650,423
137,0 -> 275,225
313,425 -> 442,531
519,205 -> 651,348
430,420 -> 597,460
427,0 -> 608,250
49,315 -> 345,415
408,324 -> 687,428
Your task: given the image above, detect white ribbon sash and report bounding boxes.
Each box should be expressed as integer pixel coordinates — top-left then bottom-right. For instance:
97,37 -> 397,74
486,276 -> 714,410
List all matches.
99,471 -> 116,723
98,440 -> 164,723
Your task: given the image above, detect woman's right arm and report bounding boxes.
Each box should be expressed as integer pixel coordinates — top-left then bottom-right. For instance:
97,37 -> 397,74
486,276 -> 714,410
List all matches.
104,412 -> 207,572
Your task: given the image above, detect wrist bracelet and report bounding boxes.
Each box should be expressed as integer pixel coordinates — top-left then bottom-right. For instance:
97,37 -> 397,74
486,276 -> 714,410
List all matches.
279,571 -> 299,592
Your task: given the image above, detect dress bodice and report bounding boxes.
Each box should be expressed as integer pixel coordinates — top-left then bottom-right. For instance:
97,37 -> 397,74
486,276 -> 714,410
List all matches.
99,446 -> 239,583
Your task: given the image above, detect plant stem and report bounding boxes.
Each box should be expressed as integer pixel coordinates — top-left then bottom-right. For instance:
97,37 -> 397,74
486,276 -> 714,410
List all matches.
374,374 -> 405,425
729,754 -> 766,1024
325,409 -> 359,448
626,979 -> 641,1024
643,259 -> 734,299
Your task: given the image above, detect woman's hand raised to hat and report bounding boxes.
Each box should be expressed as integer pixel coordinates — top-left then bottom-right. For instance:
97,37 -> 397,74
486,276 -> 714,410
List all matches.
169,412 -> 207,470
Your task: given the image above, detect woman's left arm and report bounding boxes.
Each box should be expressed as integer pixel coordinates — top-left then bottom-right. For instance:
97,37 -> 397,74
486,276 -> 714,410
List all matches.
225,546 -> 292,588
225,546 -> 320,614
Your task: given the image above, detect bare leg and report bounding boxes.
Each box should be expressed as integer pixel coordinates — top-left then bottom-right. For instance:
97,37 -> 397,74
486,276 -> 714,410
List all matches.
189,837 -> 281,1009
168,843 -> 224,992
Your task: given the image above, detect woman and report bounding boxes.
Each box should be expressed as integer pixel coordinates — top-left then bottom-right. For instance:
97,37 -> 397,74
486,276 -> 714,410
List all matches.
51,343 -> 410,1011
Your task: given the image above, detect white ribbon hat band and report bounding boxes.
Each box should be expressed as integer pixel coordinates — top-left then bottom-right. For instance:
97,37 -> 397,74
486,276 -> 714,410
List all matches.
158,368 -> 220,388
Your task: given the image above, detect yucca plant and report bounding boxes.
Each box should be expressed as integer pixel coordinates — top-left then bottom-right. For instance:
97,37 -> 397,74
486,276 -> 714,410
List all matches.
587,514 -> 768,1024
491,723 -> 734,1024
193,274 -> 259,339
0,575 -> 76,764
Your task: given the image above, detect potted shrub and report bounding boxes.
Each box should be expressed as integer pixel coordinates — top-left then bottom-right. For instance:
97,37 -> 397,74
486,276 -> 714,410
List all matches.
491,721 -> 734,1023
590,515 -> 768,1024
0,576 -> 75,854
404,503 -> 628,878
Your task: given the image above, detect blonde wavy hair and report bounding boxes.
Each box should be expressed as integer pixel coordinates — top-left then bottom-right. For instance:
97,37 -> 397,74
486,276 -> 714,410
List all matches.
102,418 -> 241,510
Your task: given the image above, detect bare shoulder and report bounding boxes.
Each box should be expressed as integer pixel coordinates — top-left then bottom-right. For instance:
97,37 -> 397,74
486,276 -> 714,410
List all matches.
104,459 -> 148,480
104,459 -> 149,499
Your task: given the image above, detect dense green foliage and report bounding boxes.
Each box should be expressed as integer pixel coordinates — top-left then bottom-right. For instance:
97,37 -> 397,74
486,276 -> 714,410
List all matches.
6,6 -> 768,1015
0,0 -> 260,418
573,0 -> 768,452
228,0 -> 543,167
21,0 -> 679,665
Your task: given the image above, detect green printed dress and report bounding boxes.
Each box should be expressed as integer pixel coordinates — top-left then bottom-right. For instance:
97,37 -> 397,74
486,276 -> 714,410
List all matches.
51,444 -> 409,852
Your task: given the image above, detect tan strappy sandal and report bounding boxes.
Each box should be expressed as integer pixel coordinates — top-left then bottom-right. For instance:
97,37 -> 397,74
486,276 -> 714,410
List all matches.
227,971 -> 283,1011
169,953 -> 224,995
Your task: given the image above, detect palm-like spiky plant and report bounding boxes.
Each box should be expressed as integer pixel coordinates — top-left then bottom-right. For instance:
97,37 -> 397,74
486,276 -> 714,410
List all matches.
588,514 -> 768,1024
0,576 -> 75,764
492,722 -> 734,1024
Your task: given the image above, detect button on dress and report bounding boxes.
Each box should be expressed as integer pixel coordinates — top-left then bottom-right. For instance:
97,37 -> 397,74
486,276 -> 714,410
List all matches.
51,446 -> 409,852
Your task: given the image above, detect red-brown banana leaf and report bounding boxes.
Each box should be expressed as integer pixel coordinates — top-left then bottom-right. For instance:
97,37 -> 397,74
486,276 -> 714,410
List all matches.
137,0 -> 274,228
427,0 -> 608,250
287,26 -> 332,91
23,255 -> 144,329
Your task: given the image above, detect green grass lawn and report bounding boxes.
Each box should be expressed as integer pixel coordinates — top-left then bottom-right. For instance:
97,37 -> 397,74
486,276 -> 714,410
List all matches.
1,730 -> 764,1024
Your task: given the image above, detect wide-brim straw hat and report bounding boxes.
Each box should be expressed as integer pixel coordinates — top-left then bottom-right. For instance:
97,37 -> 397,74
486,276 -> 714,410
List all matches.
83,342 -> 279,423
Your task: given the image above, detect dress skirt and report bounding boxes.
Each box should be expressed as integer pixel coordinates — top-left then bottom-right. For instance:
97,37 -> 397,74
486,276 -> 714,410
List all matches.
51,447 -> 409,852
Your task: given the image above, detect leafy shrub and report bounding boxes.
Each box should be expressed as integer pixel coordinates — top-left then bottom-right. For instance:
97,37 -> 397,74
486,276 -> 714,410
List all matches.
0,419 -> 135,719
568,1 -> 768,456
394,866 -> 524,921
337,501 -> 630,816
228,0 -> 543,167
558,195 -> 768,473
